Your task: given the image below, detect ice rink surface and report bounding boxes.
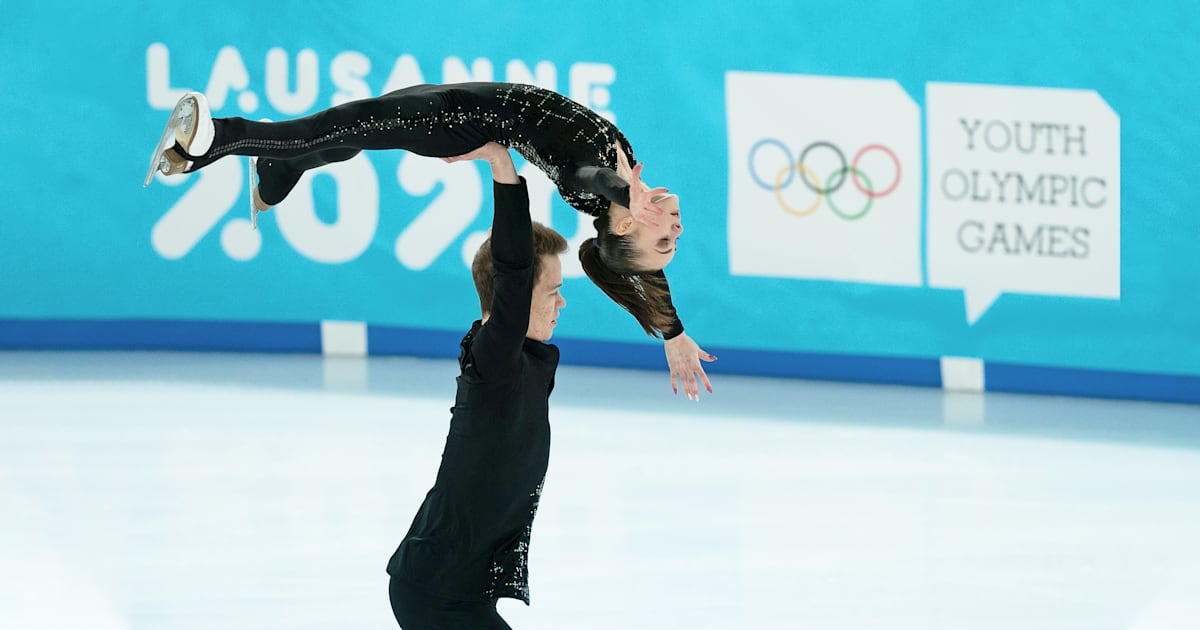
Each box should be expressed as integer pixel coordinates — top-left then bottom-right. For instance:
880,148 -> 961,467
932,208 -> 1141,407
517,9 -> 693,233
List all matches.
2,351 -> 1199,630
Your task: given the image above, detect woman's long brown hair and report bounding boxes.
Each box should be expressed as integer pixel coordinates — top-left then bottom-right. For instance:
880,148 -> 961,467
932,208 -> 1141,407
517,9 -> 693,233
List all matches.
578,214 -> 676,338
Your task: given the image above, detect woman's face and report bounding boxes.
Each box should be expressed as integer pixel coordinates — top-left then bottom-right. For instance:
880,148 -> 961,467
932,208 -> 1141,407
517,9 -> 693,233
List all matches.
626,194 -> 683,271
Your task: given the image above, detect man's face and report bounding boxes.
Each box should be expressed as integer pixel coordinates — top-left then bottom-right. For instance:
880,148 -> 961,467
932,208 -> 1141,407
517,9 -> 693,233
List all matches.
527,254 -> 566,342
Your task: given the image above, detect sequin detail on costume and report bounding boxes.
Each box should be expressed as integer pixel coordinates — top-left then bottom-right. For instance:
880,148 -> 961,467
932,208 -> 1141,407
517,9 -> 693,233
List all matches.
195,83 -> 635,219
484,479 -> 544,604
200,108 -> 516,165
491,84 -> 633,217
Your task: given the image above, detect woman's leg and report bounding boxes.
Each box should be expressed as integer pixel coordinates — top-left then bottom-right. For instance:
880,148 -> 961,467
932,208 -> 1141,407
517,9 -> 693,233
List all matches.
193,84 -> 494,166
253,147 -> 361,207
197,83 -> 498,205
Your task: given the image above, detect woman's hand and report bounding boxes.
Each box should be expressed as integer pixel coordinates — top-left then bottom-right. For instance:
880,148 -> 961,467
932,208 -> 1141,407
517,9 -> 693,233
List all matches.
663,332 -> 716,400
615,146 -> 668,228
628,163 -> 669,227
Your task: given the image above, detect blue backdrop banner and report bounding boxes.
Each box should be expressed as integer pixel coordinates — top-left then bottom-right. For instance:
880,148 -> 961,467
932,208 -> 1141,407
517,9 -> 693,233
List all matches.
2,1 -> 1197,403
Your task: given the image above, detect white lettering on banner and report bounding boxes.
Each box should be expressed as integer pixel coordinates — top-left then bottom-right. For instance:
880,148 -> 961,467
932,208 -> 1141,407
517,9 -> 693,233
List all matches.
506,61 -> 557,93
151,157 -> 247,259
145,43 -> 615,275
381,54 -> 423,94
926,83 -> 1120,324
393,156 -> 482,271
330,51 -> 372,106
148,43 -> 616,121
276,154 -> 379,264
146,43 -> 188,109
442,57 -> 495,84
265,48 -> 319,115
205,46 -> 252,111
570,63 -> 616,123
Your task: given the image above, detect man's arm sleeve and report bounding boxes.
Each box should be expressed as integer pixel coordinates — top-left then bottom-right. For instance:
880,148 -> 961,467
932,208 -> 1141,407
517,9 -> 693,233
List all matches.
472,177 -> 534,378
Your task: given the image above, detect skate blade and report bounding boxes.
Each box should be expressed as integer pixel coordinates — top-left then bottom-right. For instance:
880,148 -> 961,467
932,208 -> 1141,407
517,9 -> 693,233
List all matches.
249,156 -> 259,231
142,96 -> 194,187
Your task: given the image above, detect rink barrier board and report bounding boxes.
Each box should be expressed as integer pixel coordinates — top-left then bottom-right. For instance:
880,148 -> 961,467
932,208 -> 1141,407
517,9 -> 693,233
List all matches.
1,317 -> 1197,405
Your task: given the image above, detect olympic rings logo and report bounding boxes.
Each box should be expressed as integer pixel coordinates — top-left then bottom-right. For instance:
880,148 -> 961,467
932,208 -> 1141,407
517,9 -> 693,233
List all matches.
747,139 -> 902,220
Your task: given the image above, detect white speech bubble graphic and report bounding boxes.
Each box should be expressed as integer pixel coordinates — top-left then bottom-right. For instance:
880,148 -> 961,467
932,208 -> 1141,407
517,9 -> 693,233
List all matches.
926,83 -> 1121,323
726,71 -> 922,285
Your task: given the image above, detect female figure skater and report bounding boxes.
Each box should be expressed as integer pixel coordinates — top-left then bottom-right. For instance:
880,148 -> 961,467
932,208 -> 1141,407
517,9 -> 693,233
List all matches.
145,82 -> 714,398
387,141 -> 563,628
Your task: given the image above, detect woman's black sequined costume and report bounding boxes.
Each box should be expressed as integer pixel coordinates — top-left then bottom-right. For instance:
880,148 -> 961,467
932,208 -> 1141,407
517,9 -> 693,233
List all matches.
190,82 -> 637,213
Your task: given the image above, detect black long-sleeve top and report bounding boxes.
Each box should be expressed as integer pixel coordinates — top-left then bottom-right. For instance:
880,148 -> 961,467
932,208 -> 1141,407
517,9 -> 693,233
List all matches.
386,178 -> 558,604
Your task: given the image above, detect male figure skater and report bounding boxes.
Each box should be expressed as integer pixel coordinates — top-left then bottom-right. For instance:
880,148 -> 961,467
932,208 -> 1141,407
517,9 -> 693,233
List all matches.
386,142 -> 568,629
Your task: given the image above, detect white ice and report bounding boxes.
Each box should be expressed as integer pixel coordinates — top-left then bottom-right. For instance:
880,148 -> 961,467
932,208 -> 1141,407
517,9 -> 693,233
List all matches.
1,351 -> 1199,630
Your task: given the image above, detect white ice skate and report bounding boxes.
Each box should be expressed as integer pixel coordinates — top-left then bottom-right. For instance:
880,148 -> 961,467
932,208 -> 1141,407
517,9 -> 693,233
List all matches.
143,91 -> 214,187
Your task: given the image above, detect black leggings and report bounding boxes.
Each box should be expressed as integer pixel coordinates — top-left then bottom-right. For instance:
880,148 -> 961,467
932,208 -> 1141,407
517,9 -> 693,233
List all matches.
192,83 -> 498,205
389,577 -> 512,630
